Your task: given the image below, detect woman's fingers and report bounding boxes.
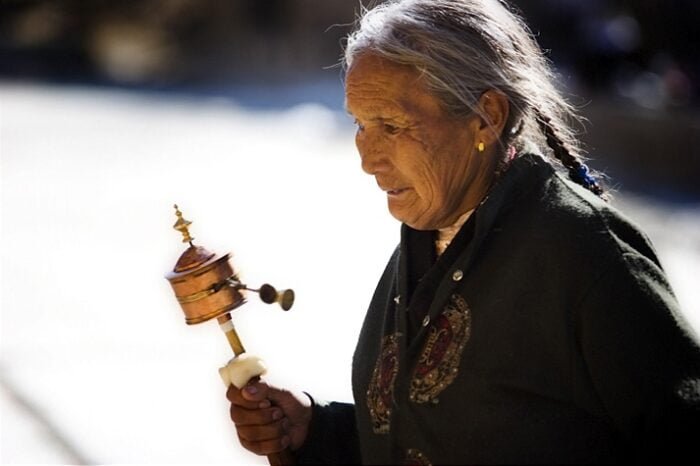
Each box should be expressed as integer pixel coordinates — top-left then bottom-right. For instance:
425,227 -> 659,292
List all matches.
230,405 -> 283,426
238,432 -> 291,456
228,381 -> 291,456
225,379 -> 312,453
236,417 -> 290,442
232,402 -> 291,456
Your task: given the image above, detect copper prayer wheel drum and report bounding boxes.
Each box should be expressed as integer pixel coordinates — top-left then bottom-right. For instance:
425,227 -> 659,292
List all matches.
165,205 -> 246,324
166,244 -> 246,325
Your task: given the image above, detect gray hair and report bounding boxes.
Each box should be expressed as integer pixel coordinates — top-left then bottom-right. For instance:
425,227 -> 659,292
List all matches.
344,0 -> 604,196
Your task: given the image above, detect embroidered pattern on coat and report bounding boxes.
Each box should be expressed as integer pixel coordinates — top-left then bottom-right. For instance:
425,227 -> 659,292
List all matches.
366,333 -> 400,434
409,293 -> 471,403
405,448 -> 432,466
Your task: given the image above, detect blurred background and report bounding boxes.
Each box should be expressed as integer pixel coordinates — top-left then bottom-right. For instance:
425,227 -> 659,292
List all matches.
1,0 -> 698,464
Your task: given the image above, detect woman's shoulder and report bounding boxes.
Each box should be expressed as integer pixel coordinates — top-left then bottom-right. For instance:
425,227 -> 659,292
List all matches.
545,170 -> 658,264
501,153 -> 662,271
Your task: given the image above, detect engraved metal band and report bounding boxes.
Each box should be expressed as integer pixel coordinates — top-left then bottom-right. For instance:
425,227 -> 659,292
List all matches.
176,275 -> 237,304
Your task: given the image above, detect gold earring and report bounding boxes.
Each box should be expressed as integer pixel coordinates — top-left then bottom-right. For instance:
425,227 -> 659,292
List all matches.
477,142 -> 485,152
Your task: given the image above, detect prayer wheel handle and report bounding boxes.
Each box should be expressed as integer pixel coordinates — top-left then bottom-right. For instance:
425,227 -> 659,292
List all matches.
269,448 -> 295,466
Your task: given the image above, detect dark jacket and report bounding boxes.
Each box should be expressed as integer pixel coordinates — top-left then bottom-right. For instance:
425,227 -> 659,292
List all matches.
296,153 -> 700,464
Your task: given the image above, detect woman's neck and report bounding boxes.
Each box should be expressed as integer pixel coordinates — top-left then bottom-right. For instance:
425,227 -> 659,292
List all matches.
435,209 -> 474,256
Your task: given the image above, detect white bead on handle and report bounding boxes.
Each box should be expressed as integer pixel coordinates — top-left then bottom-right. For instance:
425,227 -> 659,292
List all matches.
219,354 -> 268,389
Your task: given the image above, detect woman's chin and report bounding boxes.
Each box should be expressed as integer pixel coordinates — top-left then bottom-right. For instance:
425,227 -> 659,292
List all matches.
388,210 -> 436,231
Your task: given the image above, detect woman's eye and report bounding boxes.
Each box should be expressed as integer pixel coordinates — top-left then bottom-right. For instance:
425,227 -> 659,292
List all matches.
384,123 -> 400,135
354,119 -> 365,131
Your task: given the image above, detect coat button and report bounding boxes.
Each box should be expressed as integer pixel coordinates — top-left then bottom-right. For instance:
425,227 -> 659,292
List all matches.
422,315 -> 431,327
393,295 -> 401,304
452,269 -> 464,281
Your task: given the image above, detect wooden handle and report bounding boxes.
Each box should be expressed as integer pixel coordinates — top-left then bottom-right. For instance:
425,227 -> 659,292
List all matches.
217,314 -> 295,465
268,448 -> 295,466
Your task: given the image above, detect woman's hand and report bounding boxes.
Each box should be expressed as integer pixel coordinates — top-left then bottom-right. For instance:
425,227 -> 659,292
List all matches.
226,380 -> 313,455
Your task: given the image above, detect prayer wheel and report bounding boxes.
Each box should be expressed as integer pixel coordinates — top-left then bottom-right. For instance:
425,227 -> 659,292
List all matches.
164,205 -> 295,465
166,205 -> 293,326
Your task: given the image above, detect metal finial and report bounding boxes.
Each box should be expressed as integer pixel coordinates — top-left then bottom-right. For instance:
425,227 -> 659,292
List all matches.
173,204 -> 194,244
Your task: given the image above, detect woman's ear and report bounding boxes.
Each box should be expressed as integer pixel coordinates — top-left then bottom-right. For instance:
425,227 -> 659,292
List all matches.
475,90 -> 510,145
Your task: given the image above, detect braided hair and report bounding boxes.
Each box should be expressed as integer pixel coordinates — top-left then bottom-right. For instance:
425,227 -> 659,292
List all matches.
344,0 -> 606,198
535,112 -> 605,197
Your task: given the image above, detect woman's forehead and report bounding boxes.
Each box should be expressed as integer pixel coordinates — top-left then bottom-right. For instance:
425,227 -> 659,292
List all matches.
346,53 -> 420,91
345,53 -> 438,118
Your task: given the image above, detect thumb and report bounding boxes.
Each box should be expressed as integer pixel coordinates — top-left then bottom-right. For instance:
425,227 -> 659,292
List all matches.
240,379 -> 269,402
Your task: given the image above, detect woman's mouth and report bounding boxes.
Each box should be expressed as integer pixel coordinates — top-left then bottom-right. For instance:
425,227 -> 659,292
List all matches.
387,188 -> 409,197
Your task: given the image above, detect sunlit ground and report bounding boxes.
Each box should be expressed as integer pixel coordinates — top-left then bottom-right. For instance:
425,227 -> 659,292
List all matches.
1,83 -> 699,464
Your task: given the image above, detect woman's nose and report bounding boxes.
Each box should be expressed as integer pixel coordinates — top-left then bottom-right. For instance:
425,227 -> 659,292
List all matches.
357,135 -> 390,175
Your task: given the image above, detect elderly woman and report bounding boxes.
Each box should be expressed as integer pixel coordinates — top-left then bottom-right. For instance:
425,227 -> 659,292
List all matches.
227,0 -> 700,463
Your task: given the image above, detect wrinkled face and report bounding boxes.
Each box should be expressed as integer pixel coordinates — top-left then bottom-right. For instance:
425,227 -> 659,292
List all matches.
345,53 -> 497,230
